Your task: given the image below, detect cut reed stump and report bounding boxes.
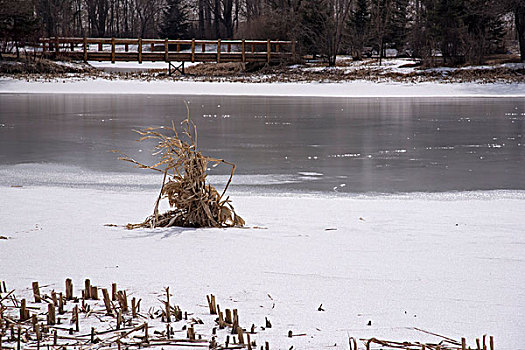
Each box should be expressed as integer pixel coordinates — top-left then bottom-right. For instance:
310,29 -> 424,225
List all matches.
65,279 -> 73,300
115,119 -> 244,229
32,282 -> 41,303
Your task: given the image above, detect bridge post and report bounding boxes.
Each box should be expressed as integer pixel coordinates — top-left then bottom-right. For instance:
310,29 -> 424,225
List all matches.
111,38 -> 115,63
138,38 -> 142,64
267,39 -> 271,63
191,39 -> 195,63
242,40 -> 245,63
164,38 -> 169,62
55,37 -> 59,53
83,37 -> 87,62
217,39 -> 221,63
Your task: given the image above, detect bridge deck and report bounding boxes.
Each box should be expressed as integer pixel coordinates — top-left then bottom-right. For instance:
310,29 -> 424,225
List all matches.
40,38 -> 295,64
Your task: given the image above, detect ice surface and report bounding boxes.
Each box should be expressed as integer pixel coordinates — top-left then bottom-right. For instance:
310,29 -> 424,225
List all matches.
1,94 -> 524,193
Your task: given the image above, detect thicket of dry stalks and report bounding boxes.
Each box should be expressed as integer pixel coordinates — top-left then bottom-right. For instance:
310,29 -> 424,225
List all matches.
116,118 -> 244,229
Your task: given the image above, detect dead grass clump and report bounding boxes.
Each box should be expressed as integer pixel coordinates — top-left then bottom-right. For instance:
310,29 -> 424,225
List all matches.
0,56 -> 89,74
117,118 -> 244,229
186,62 -> 245,76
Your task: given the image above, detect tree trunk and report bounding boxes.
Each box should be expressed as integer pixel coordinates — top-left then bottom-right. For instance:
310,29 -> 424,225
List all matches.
205,2 -> 212,38
214,0 -> 220,38
46,0 -> 55,37
516,5 -> 525,62
222,0 -> 234,38
198,0 -> 205,38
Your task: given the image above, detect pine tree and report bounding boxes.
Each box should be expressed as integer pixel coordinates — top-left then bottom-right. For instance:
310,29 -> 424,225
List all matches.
0,0 -> 39,58
461,0 -> 505,63
159,0 -> 189,39
369,0 -> 409,61
426,0 -> 467,65
388,0 -> 409,52
296,0 -> 330,57
347,0 -> 370,60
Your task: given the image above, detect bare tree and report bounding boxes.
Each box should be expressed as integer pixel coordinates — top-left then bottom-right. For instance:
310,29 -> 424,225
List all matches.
326,0 -> 353,65
135,0 -> 164,38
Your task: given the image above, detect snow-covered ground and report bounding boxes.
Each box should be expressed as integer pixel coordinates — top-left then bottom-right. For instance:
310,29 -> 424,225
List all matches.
1,184 -> 524,349
89,61 -> 173,70
87,61 -> 199,73
1,77 -> 525,97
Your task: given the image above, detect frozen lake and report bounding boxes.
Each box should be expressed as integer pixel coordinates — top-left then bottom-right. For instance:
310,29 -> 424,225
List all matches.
0,94 -> 524,193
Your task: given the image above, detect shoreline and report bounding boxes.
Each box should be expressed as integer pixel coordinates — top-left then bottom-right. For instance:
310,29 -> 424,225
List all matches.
2,77 -> 525,97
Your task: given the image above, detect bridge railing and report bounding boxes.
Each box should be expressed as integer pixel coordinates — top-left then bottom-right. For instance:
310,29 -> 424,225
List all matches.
40,37 -> 296,64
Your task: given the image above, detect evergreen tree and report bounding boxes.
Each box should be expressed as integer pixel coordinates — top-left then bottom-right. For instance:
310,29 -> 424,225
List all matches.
296,0 -> 330,57
347,0 -> 370,60
388,0 -> 409,52
0,0 -> 39,58
369,0 -> 409,60
159,0 -> 189,39
464,0 -> 506,63
426,0 -> 467,64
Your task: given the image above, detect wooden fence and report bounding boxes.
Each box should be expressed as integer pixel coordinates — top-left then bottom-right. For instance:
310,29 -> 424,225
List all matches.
40,37 -> 295,64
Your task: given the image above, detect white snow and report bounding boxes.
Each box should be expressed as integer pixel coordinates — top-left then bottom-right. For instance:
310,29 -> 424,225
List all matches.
87,61 -> 200,71
1,77 -> 525,97
88,61 -> 174,70
1,183 -> 524,349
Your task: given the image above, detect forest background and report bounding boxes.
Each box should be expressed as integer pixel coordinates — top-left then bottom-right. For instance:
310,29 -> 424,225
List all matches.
1,0 -> 524,66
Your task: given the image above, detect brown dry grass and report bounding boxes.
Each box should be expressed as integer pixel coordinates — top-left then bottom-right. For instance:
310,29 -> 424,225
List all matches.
0,54 -> 90,74
185,62 -> 246,76
116,117 -> 244,229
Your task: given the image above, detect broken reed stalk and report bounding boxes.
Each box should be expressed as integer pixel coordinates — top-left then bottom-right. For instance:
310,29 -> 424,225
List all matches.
165,287 -> 171,323
115,118 -> 244,229
47,304 -> 56,325
131,298 -> 137,318
102,289 -> 112,316
206,294 -> 217,315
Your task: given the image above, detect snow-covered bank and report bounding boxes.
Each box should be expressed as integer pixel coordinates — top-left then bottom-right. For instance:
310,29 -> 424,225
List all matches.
1,186 -> 524,349
1,77 -> 525,97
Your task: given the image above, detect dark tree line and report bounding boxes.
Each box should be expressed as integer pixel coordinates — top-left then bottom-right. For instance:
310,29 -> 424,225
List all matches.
1,0 -> 525,63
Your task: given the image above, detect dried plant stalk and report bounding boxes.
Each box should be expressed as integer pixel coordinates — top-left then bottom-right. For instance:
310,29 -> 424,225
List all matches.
116,119 -> 244,229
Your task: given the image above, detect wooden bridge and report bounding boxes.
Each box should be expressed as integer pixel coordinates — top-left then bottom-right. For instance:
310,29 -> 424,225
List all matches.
40,37 -> 296,66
